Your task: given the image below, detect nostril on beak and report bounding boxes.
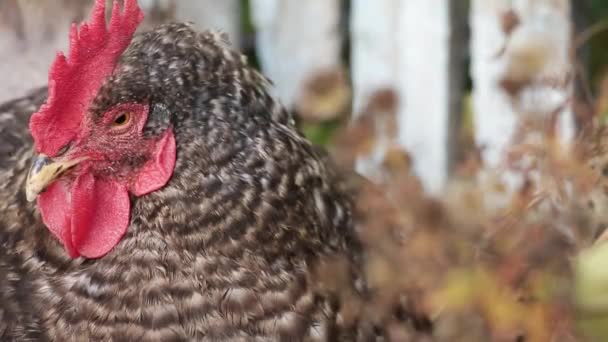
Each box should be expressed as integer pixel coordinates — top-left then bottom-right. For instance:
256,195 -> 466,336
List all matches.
29,154 -> 52,177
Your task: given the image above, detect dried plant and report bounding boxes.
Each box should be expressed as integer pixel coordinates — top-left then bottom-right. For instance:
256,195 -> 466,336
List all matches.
294,14 -> 608,338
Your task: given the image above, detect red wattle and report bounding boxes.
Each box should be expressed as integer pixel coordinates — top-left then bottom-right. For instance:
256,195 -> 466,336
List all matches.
70,173 -> 130,258
38,180 -> 77,257
38,174 -> 131,259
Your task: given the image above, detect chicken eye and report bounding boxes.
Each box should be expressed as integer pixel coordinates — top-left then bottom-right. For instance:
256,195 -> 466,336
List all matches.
113,112 -> 131,127
56,142 -> 72,156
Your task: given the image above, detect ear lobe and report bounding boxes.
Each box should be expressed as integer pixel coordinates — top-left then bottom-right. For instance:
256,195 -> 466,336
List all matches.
131,128 -> 176,196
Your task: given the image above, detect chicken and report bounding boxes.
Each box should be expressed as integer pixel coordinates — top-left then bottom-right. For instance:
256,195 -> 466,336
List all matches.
0,0 -> 373,340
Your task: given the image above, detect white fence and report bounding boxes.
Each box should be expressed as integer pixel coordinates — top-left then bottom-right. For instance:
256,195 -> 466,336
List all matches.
0,0 -> 575,194
256,0 -> 574,194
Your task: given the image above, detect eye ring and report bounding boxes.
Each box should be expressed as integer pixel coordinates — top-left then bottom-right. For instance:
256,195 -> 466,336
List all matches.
112,112 -> 131,127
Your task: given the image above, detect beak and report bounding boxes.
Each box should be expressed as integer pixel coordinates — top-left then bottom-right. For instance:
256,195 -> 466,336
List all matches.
25,154 -> 83,202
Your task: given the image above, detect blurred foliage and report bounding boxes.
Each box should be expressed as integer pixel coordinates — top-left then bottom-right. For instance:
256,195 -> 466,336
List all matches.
297,4 -> 608,339
301,120 -> 342,147
312,77 -> 608,339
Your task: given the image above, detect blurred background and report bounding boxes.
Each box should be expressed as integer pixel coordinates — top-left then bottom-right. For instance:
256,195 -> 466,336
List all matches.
2,0 -> 608,195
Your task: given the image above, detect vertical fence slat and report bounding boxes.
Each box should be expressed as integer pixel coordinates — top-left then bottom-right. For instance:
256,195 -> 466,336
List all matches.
350,0 -> 458,193
470,0 -> 517,169
349,0 -> 400,181
513,0 -> 574,142
471,0 -> 574,173
398,0 -> 453,194
350,0 -> 399,114
251,0 -> 342,108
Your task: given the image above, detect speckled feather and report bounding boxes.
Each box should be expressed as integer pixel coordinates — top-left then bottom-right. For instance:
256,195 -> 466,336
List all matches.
0,24 -> 370,341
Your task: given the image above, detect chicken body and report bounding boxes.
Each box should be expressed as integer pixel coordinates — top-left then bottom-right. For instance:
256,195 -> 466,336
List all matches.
0,24 -> 361,341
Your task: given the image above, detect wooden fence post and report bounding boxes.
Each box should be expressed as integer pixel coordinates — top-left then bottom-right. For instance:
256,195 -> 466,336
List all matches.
349,0 -> 400,181
351,1 -> 463,194
350,0 -> 400,114
398,0 -> 457,194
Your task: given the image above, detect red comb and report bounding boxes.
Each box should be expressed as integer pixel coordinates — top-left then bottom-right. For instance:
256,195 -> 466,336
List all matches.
30,0 -> 144,156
